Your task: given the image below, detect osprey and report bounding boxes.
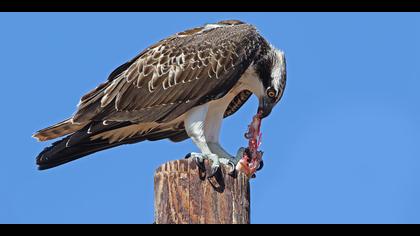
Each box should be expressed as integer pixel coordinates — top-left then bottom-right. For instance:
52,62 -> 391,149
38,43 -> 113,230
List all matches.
33,20 -> 287,176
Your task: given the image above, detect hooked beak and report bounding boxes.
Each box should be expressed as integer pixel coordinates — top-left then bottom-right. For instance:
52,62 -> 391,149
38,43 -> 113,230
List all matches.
258,97 -> 274,119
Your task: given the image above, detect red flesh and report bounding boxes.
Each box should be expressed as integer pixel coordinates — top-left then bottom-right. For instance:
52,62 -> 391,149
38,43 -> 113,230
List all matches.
236,110 -> 264,177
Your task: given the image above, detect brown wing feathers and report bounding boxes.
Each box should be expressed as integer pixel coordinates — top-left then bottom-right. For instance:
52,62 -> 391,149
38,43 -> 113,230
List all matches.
33,119 -> 85,141
34,22 -> 263,169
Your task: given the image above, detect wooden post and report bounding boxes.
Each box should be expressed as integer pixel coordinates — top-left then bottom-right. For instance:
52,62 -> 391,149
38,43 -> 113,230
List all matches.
154,158 -> 250,224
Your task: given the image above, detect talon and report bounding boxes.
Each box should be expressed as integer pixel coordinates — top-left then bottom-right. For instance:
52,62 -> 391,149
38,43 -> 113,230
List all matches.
256,160 -> 264,171
228,161 -> 237,177
194,156 -> 206,172
208,165 -> 220,179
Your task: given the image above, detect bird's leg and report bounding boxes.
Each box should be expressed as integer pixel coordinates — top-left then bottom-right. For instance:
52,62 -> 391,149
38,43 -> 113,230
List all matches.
184,104 -> 221,178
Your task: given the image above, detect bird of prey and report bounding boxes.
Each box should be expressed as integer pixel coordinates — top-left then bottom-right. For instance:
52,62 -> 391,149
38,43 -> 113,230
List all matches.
33,20 -> 287,176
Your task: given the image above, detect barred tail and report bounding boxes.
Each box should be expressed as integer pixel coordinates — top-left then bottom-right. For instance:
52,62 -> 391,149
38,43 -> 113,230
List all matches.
33,118 -> 85,141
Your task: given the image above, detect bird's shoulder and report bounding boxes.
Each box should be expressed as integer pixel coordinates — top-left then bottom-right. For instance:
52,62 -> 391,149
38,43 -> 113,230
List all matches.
107,22 -> 262,80
74,22 -> 264,123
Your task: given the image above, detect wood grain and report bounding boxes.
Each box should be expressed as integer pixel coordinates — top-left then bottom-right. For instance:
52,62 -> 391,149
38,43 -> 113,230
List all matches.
154,158 -> 250,224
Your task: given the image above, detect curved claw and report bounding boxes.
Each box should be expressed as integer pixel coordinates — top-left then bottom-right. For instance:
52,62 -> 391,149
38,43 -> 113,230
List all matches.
184,153 -> 192,159
208,165 -> 221,179
256,160 -> 264,171
194,156 -> 206,172
227,161 -> 237,177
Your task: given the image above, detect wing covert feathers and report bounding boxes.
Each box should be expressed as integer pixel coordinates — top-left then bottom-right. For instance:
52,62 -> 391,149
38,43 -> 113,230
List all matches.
34,21 -> 265,169
72,23 -> 263,124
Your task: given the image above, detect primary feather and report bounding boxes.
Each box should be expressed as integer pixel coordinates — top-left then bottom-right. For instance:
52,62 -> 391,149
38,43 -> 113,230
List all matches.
34,20 -> 269,170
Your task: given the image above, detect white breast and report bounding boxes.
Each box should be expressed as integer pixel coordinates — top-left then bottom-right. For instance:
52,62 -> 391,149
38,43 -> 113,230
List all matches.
201,66 -> 262,142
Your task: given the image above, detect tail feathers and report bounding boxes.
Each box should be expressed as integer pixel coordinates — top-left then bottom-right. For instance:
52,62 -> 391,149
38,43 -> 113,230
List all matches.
36,134 -> 145,170
36,128 -> 188,170
33,119 -> 85,141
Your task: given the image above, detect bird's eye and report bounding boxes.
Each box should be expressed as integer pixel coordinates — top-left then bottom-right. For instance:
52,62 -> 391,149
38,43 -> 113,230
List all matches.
267,88 -> 276,98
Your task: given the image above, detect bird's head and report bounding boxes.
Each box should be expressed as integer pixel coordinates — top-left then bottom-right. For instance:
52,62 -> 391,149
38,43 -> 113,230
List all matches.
253,47 -> 287,119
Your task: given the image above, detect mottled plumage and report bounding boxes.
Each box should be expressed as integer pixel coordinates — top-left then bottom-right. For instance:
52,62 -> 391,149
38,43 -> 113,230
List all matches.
33,20 -> 286,171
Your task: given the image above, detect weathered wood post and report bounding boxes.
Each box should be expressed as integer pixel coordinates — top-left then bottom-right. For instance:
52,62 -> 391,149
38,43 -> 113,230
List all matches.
154,158 -> 250,224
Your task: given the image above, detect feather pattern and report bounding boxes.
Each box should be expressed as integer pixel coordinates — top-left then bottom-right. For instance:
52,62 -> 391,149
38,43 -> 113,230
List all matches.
73,22 -> 264,124
34,20 -> 275,170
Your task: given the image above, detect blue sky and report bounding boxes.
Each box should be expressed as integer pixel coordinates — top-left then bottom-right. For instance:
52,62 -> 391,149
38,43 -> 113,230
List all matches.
0,13 -> 419,223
